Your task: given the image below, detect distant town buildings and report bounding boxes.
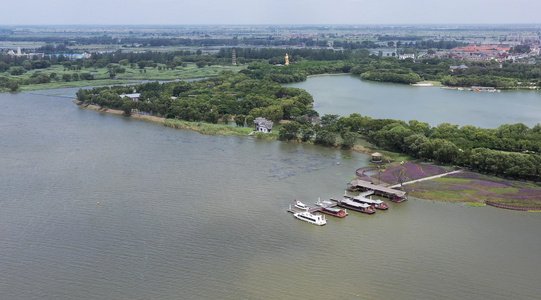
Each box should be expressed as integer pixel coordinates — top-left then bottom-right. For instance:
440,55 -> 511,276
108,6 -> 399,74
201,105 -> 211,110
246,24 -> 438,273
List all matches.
449,65 -> 468,72
450,45 -> 511,61
398,53 -> 415,60
3,47 -> 92,60
506,33 -> 540,45
6,47 -> 45,58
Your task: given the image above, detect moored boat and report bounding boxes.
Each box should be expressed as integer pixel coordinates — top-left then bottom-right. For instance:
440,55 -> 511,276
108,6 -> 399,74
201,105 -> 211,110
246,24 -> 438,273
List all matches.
293,211 -> 327,225
294,199 -> 309,210
319,206 -> 347,218
315,197 -> 333,207
391,194 -> 407,203
351,196 -> 389,210
336,198 -> 376,214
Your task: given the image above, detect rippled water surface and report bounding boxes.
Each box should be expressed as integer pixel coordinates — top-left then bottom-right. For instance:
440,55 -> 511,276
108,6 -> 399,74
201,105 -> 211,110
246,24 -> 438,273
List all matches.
1,88 -> 540,299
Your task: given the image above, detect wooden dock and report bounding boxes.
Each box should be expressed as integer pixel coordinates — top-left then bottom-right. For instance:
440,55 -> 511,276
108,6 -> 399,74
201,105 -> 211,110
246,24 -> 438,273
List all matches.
349,179 -> 407,200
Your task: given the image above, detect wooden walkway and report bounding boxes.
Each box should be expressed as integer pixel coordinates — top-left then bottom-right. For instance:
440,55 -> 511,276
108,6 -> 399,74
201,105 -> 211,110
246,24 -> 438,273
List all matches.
388,170 -> 463,188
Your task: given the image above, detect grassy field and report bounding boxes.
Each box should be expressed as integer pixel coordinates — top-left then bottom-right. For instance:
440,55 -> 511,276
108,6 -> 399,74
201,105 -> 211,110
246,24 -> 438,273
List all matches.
405,171 -> 541,206
2,63 -> 246,92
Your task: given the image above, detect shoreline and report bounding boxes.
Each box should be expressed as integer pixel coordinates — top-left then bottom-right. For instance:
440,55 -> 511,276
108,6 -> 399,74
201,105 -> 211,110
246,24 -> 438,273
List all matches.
73,99 -> 540,208
307,73 -> 349,78
73,100 -> 166,123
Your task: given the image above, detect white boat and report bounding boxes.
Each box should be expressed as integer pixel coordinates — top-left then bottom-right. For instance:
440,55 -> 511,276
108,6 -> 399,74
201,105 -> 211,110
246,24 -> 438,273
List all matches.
315,197 -> 333,206
294,199 -> 308,210
293,211 -> 327,225
352,196 -> 389,210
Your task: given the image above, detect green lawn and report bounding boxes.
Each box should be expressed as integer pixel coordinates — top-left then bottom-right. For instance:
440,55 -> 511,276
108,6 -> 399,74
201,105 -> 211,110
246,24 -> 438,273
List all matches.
2,63 -> 246,92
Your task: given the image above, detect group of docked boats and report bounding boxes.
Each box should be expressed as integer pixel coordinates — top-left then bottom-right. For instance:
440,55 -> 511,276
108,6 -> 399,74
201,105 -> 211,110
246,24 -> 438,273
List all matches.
292,199 -> 328,226
291,192 -> 396,226
340,193 -> 390,213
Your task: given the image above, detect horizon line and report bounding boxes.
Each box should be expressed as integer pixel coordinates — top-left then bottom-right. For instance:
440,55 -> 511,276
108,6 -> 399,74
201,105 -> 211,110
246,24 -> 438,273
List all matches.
1,23 -> 541,27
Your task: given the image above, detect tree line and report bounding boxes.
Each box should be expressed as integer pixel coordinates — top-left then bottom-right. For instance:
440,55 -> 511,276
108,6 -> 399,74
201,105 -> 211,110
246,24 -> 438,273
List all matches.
1,33 -> 467,50
278,113 -> 541,181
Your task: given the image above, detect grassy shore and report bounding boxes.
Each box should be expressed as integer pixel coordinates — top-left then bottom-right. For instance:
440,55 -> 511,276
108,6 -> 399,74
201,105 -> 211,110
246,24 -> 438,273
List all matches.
164,119 -> 268,137
74,100 -> 279,139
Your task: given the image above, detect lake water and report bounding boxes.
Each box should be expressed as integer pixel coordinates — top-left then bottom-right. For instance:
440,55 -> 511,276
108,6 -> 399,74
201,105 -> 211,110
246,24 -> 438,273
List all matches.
1,87 -> 540,299
285,75 -> 541,128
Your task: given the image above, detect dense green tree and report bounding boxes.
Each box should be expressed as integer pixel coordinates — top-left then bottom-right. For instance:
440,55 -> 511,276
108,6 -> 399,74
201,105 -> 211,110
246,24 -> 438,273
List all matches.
205,109 -> 219,124
5,80 -> 19,92
222,114 -> 231,124
299,124 -> 315,142
195,61 -> 206,68
0,62 -> 9,72
121,98 -> 134,116
279,121 -> 301,141
235,114 -> 246,127
245,115 -> 255,128
314,129 -> 336,147
340,131 -> 357,149
320,114 -> 340,132
10,67 -> 25,75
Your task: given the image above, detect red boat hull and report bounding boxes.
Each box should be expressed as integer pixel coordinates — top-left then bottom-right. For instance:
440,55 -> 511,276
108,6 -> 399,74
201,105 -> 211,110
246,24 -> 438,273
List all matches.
319,208 -> 347,218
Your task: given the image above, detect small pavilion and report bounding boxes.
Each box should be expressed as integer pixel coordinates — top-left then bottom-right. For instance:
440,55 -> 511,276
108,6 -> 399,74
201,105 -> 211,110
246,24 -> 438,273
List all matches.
371,152 -> 383,162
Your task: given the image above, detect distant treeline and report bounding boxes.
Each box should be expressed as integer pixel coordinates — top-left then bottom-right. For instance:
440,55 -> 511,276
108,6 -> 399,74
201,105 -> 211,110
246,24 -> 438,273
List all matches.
351,56 -> 541,87
1,34 -> 466,50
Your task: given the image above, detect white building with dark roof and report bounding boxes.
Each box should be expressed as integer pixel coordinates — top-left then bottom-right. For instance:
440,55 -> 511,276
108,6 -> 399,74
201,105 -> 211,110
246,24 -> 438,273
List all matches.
254,117 -> 273,133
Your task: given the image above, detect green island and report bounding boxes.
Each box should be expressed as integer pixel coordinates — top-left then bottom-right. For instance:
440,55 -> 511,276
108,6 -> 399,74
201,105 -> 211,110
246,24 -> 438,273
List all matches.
3,45 -> 540,208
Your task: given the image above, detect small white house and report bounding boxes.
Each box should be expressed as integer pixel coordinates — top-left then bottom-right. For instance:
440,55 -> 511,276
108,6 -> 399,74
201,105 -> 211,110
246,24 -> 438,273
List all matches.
119,93 -> 141,101
254,117 -> 273,133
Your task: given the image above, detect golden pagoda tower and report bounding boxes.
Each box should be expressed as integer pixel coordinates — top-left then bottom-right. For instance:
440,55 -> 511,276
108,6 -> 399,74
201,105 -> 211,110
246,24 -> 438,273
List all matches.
285,53 -> 289,66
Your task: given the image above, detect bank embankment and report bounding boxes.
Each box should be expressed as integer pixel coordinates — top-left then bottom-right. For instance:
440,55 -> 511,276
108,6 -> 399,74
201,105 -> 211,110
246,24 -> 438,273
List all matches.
73,100 -> 277,139
73,100 -> 166,123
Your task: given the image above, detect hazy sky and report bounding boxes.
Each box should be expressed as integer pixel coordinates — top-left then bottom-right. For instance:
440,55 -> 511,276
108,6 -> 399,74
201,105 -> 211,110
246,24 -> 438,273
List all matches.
1,0 -> 540,25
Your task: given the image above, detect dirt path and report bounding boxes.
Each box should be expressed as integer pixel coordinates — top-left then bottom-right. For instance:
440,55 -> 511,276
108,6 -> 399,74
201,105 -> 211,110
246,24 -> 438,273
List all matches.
389,170 -> 463,188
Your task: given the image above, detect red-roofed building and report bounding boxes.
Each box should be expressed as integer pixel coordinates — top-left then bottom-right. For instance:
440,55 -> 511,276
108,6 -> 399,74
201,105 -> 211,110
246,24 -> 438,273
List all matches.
450,45 -> 511,61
